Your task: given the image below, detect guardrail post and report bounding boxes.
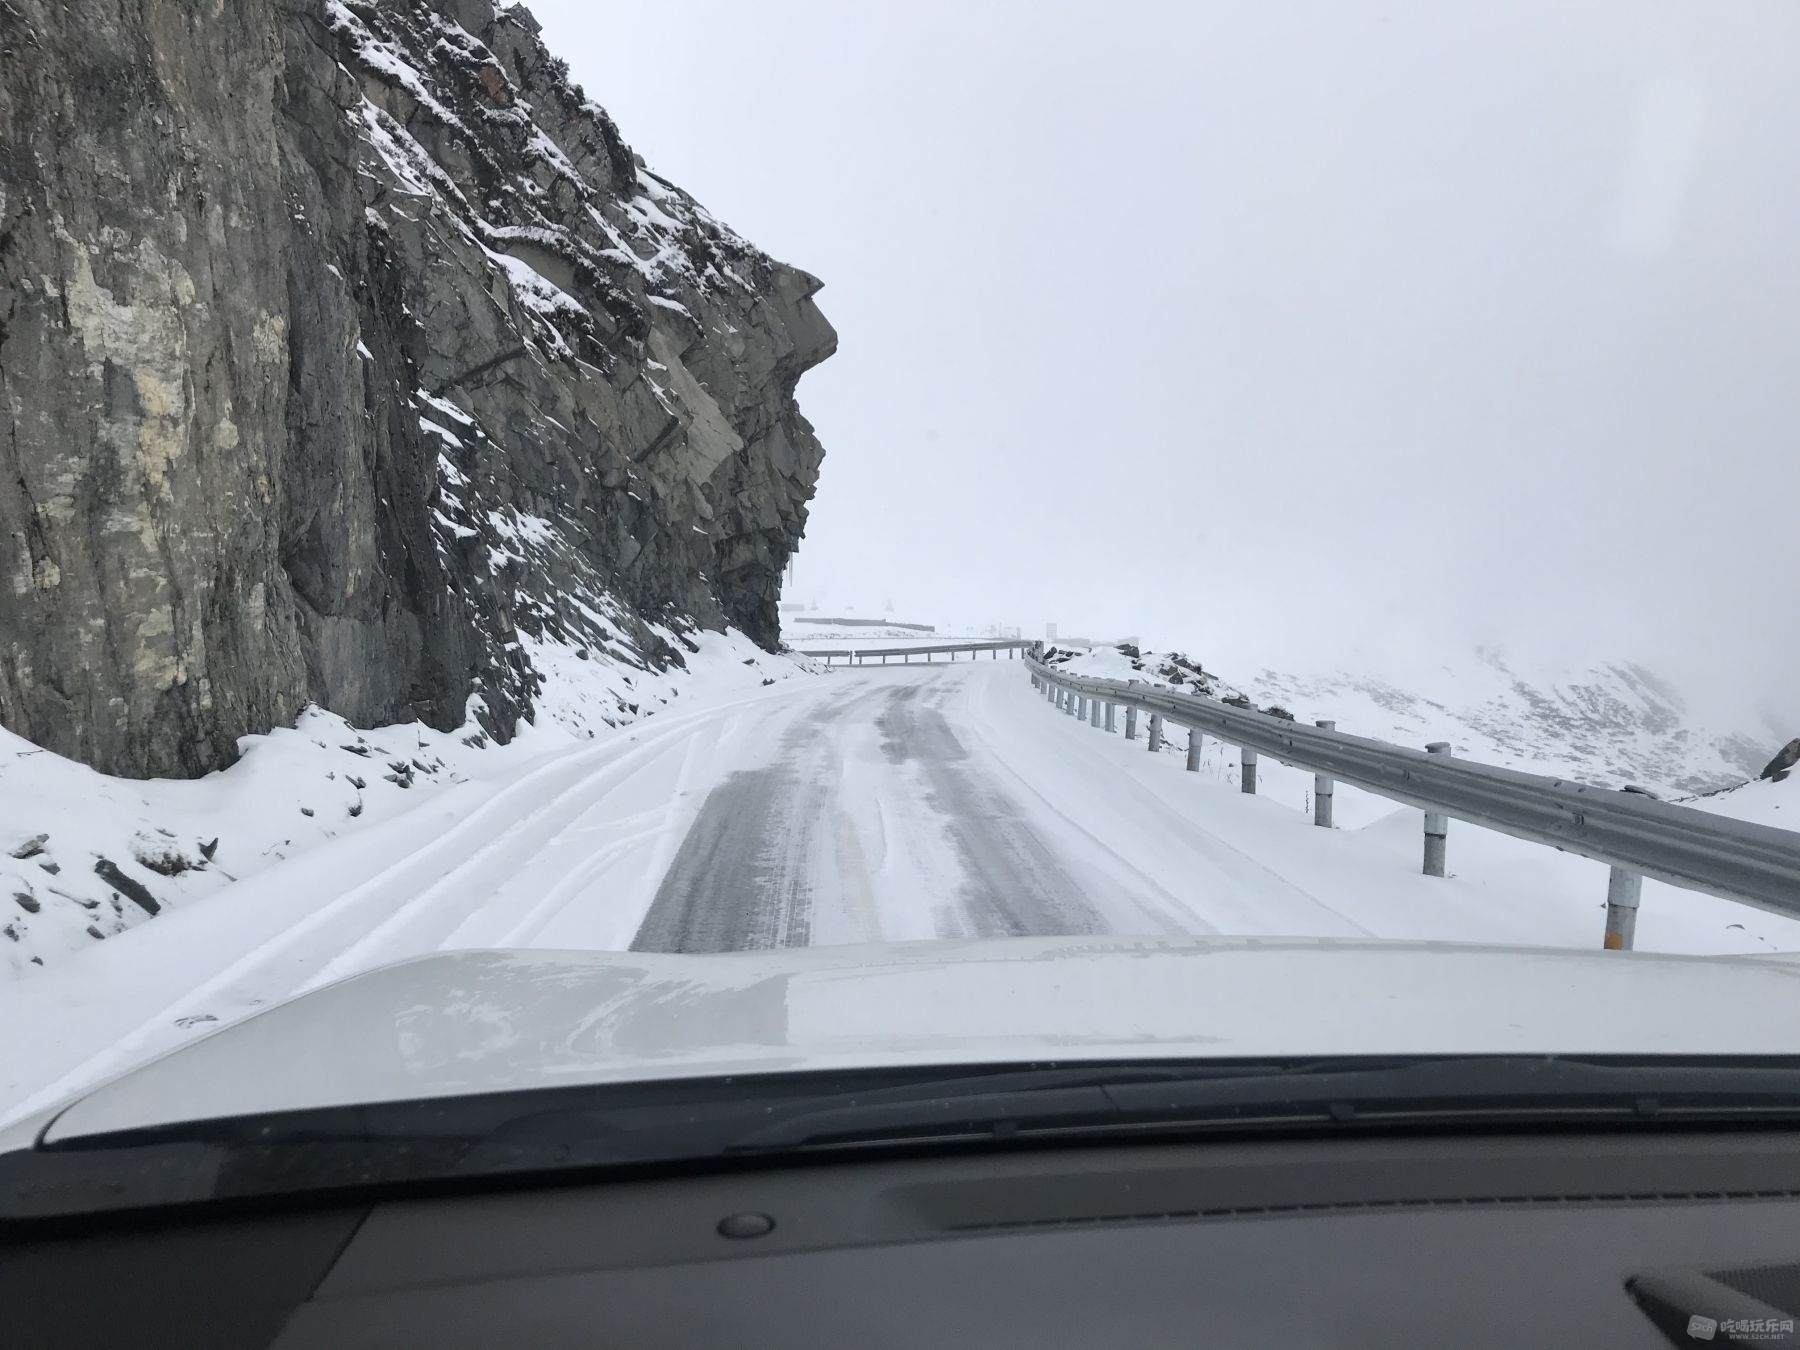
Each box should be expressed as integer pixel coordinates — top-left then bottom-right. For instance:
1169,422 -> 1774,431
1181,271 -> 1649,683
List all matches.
1066,691 -> 1078,717
1090,698 -> 1101,728
1241,746 -> 1258,793
1422,742 -> 1452,876
1187,727 -> 1202,771
1603,867 -> 1641,951
1125,707 -> 1138,740
1148,713 -> 1163,751
1104,702 -> 1116,733
1313,721 -> 1335,827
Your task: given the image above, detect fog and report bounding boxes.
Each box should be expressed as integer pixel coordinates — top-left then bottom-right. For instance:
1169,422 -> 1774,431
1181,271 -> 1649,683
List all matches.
529,0 -> 1800,722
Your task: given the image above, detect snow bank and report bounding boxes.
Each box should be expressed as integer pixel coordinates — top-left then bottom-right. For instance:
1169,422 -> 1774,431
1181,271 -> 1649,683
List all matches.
0,630 -> 813,976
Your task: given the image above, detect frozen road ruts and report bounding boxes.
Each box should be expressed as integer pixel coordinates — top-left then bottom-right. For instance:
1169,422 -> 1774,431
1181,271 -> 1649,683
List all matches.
634,670 -> 1179,953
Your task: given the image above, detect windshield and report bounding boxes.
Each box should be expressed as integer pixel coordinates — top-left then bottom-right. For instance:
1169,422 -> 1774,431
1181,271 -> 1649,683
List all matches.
2,0 -> 1798,1187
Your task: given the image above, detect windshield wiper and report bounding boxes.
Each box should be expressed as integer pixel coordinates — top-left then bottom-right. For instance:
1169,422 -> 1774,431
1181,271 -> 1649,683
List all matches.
13,1056 -> 1800,1225
718,1056 -> 1800,1153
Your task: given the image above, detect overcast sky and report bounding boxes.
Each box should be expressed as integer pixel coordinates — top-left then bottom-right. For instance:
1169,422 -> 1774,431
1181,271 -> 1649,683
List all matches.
530,0 -> 1799,720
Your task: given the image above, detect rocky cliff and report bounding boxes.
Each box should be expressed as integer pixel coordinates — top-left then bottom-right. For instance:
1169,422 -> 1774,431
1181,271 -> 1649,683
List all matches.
0,0 -> 834,778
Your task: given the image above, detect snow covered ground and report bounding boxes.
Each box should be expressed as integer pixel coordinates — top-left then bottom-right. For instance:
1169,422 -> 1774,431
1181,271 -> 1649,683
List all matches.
1025,656 -> 1800,949
7,651 -> 1798,1129
0,629 -> 809,975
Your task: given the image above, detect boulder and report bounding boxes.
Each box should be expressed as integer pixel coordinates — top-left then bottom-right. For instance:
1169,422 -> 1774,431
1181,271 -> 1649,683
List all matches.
1759,738 -> 1800,783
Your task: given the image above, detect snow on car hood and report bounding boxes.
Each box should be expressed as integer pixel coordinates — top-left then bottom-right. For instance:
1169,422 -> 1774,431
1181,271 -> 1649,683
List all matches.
39,935 -> 1800,1141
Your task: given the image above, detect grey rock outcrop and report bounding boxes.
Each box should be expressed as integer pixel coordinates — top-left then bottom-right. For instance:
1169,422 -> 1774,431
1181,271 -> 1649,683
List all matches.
0,0 -> 833,778
1760,738 -> 1800,783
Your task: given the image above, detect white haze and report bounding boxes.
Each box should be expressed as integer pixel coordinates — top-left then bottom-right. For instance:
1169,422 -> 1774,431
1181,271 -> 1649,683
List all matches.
529,0 -> 1800,732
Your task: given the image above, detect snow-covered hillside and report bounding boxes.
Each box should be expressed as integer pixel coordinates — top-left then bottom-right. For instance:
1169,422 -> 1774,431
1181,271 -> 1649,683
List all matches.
1049,641 -> 1787,799
1,633 -> 815,975
1043,642 -> 1800,954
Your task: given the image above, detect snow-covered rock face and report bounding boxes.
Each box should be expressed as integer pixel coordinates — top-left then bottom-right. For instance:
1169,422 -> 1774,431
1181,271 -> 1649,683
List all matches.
0,0 -> 834,780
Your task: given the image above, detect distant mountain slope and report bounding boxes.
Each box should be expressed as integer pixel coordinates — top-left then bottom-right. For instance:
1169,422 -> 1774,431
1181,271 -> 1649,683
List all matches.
1054,642 -> 1784,797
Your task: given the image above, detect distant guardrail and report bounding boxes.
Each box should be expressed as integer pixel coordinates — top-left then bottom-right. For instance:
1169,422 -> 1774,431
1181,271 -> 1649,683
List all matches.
790,616 -> 937,632
1028,654 -> 1800,949
794,640 -> 1036,664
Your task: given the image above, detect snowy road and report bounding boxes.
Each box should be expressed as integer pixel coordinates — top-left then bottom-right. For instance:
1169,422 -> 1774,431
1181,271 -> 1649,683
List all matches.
11,658 -> 1798,1126
632,665 -> 1379,951
0,661 -> 1352,1122
632,674 -> 1122,952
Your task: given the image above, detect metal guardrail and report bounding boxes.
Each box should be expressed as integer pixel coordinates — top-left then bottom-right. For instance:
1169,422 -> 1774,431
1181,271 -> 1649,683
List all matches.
1028,654 -> 1800,947
796,640 -> 1035,665
791,617 -> 937,632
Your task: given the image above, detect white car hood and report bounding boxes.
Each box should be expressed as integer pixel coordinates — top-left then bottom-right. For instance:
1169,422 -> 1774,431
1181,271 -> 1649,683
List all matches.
36,935 -> 1800,1143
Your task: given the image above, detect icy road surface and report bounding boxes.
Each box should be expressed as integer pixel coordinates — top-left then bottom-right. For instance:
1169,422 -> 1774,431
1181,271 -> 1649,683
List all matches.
630,668 -> 1377,951
9,661 -> 1799,1126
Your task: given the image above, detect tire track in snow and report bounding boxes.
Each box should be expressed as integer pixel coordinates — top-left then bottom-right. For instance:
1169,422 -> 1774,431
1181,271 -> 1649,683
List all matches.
630,681 -> 893,953
875,680 -> 1116,940
459,711 -> 745,951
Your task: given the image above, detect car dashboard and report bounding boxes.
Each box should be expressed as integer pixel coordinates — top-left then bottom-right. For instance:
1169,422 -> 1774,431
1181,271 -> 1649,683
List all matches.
8,1128 -> 1800,1347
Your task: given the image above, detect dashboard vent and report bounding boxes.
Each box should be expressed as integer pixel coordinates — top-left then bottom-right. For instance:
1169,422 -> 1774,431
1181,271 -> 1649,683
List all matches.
946,1188 -> 1800,1233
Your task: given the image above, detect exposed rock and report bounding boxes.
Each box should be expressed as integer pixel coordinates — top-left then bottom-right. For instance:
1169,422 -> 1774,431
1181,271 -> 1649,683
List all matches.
134,846 -> 193,877
0,0 -> 833,778
93,857 -> 160,916
1760,738 -> 1800,783
1152,652 -> 1226,697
